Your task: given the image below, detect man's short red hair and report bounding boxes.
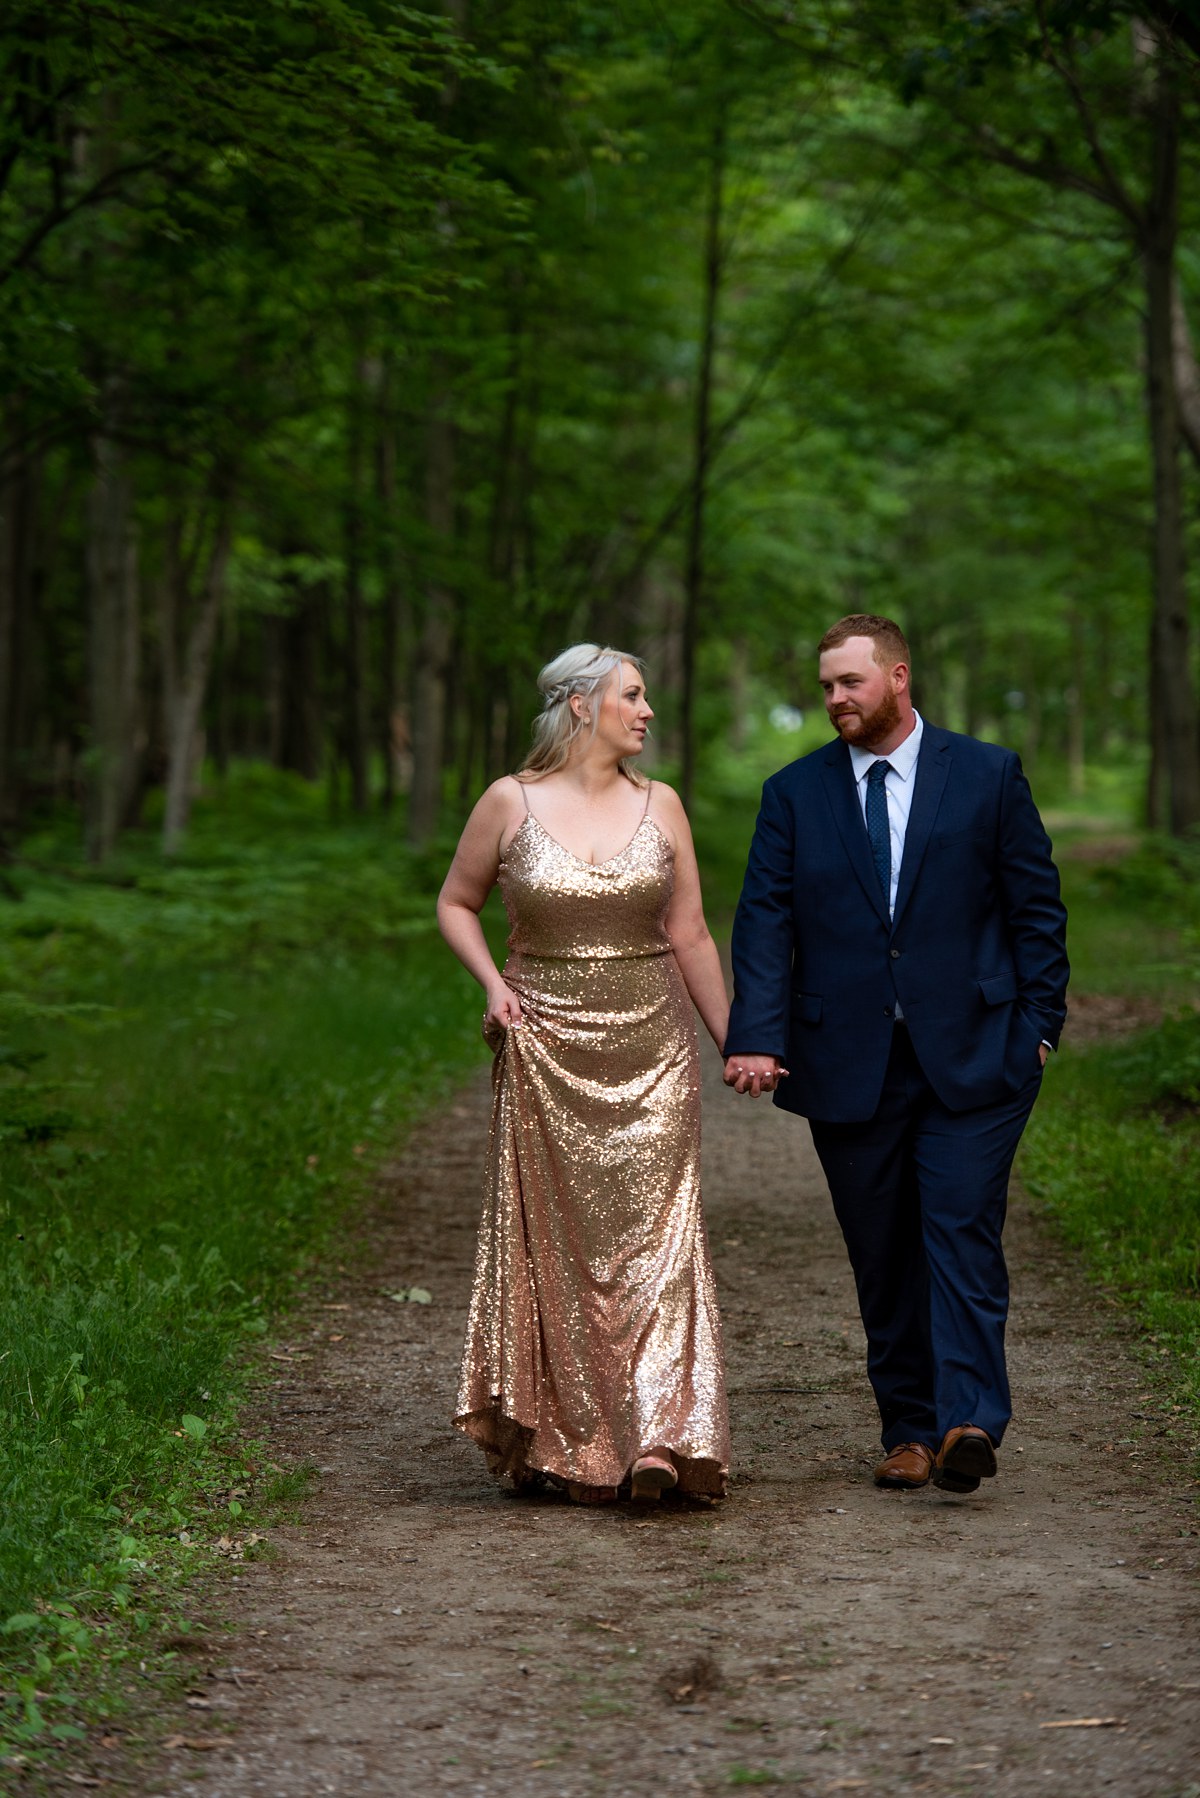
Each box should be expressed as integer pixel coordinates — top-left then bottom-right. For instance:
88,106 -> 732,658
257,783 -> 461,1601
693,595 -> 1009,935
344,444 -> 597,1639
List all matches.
817,613 -> 910,668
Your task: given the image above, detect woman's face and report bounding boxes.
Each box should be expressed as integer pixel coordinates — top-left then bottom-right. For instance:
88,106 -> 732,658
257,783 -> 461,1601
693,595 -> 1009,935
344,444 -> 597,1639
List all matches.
579,661 -> 653,757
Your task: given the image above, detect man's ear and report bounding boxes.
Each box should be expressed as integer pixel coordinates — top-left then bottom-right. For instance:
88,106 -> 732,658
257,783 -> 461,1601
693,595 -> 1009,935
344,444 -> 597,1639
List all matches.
893,661 -> 910,694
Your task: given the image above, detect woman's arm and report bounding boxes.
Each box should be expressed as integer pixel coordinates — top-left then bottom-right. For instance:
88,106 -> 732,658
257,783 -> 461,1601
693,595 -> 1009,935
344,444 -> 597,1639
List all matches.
437,780 -> 525,1033
655,785 -> 730,1054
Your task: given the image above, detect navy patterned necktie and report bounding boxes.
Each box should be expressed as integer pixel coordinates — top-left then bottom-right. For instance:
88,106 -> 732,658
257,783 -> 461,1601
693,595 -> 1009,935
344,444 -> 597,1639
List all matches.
866,760 -> 893,904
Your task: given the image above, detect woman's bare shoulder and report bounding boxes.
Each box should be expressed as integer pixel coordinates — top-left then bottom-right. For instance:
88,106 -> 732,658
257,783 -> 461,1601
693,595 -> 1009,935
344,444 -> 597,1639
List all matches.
466,776 -> 527,828
646,779 -> 687,822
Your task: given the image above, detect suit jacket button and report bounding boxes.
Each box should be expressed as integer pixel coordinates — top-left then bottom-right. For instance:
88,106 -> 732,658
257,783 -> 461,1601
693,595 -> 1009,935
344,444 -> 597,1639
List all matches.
890,948 -> 900,959
883,1006 -> 893,1018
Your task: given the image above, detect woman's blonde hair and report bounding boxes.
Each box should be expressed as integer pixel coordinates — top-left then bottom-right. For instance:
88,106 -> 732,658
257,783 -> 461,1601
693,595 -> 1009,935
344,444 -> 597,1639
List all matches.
520,643 -> 648,783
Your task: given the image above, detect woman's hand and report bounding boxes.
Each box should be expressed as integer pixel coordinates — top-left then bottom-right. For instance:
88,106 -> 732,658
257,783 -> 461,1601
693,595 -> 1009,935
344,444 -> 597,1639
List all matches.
723,1053 -> 788,1098
483,981 -> 523,1046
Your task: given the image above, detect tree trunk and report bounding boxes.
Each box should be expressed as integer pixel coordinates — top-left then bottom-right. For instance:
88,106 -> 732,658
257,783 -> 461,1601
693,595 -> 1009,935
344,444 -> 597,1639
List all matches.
1170,273 -> 1200,466
375,364 -> 409,813
1066,605 -> 1086,799
85,413 -> 141,863
408,385 -> 455,847
729,634 -> 750,753
0,419 -> 37,836
344,350 -> 370,812
680,115 -> 726,812
275,572 -> 324,781
1146,620 -> 1169,827
1141,50 -> 1200,833
162,500 -> 233,854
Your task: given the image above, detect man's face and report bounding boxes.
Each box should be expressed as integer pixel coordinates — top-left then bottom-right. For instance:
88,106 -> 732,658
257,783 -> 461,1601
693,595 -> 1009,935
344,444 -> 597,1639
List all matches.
818,636 -> 906,749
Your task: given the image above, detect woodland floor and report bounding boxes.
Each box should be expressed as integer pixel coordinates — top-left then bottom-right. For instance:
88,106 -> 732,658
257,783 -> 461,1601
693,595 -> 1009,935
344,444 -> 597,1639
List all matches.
55,1004 -> 1200,1798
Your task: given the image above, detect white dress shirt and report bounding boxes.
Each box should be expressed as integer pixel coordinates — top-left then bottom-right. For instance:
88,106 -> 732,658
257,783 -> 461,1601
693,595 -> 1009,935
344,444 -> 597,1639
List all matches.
847,711 -> 924,923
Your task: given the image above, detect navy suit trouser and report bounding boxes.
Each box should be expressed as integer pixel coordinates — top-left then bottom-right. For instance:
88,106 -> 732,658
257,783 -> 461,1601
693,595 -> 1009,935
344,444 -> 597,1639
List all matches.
807,1023 -> 1042,1452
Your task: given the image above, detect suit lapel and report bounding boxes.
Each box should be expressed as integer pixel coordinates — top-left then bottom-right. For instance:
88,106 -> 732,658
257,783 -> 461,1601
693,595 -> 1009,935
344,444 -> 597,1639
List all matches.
892,729 -> 951,929
819,742 -> 890,926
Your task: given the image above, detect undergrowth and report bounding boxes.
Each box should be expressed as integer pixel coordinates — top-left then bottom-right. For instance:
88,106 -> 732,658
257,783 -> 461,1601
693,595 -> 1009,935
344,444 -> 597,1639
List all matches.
1023,832 -> 1200,1428
0,768 -> 483,1764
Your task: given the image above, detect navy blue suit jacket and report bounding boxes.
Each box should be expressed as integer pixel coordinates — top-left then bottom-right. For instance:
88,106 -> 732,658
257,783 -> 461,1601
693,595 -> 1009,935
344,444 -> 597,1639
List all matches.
725,724 -> 1069,1123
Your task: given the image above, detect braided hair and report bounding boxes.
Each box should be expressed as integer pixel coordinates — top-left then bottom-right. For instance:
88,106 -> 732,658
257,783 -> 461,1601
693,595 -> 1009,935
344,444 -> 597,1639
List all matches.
520,643 -> 648,783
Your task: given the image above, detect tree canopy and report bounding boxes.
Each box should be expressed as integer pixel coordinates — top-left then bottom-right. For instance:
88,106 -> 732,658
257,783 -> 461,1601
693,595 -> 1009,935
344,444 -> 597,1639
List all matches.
2,0 -> 1198,855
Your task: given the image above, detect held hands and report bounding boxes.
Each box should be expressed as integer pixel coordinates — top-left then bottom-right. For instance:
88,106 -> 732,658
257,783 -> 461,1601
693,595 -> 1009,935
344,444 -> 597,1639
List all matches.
483,981 -> 523,1048
723,1054 -> 789,1098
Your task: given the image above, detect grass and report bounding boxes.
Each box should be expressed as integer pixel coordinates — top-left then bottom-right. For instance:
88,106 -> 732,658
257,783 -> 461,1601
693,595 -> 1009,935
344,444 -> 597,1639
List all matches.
1021,830 -> 1200,1428
0,767 -> 485,1759
1023,1021 -> 1200,1414
1,744 -> 1197,1764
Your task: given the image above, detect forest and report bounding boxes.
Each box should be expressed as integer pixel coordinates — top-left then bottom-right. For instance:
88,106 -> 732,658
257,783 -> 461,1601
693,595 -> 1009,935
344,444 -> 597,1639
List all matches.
2,1 -> 1200,1770
3,0 -> 1200,853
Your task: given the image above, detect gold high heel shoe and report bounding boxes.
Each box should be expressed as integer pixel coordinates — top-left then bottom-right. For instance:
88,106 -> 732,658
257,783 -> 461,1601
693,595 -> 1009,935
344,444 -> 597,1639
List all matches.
630,1450 -> 678,1502
565,1481 -> 619,1505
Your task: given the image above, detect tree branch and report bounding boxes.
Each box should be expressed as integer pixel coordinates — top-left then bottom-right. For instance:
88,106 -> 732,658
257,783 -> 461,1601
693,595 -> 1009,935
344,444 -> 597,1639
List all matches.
1033,3 -> 1143,231
971,122 -> 1127,215
600,154 -> 913,602
0,153 -> 161,286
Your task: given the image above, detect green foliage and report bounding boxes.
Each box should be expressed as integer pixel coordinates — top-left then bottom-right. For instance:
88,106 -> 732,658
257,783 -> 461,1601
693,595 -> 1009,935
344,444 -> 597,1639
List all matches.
1023,1018 -> 1200,1420
0,770 -> 483,1753
4,0 -> 1185,857
1022,833 -> 1200,1428
1053,830 -> 1200,995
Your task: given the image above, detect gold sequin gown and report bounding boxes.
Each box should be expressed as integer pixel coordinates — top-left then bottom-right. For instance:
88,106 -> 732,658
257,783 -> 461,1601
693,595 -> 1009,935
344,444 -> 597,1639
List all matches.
454,798 -> 730,1497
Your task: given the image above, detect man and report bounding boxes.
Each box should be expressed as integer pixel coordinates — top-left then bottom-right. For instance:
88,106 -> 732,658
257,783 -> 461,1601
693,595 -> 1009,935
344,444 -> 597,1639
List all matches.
723,615 -> 1068,1494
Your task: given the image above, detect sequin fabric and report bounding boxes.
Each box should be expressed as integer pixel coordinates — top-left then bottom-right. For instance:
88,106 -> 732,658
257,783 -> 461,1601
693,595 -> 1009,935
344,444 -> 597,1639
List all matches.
453,809 -> 730,1496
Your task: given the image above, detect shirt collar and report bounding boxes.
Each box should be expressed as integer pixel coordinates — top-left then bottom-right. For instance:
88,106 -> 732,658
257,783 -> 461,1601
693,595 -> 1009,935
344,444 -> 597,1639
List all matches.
848,710 -> 924,785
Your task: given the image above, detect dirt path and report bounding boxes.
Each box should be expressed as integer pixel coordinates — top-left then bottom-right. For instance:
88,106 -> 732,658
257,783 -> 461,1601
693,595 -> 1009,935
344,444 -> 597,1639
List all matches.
95,1043 -> 1199,1797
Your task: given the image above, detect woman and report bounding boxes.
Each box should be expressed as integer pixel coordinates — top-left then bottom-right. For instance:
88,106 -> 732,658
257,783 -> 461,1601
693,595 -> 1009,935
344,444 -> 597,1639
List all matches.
437,645 -> 733,1504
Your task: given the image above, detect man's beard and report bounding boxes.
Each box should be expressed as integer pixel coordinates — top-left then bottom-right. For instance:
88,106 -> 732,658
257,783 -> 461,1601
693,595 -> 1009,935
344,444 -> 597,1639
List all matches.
831,684 -> 902,750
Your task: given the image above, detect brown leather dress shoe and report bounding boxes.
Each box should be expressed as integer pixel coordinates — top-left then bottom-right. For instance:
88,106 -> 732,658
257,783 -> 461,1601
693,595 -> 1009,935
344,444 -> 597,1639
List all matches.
873,1442 -> 935,1489
932,1424 -> 998,1493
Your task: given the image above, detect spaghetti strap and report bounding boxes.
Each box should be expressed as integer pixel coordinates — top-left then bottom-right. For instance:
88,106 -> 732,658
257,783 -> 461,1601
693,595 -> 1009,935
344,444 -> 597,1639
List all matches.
640,779 -> 654,820
513,775 -> 532,815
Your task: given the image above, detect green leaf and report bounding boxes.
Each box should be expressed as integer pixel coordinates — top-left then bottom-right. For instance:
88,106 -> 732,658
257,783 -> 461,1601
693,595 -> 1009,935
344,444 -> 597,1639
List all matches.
180,1414 -> 207,1440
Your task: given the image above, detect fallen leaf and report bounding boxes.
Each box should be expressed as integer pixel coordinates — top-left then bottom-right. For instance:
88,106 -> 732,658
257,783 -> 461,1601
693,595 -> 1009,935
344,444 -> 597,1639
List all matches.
329,1333 -> 345,1342
592,1620 -> 624,1634
185,1697 -> 212,1710
1039,1718 -> 1127,1730
164,1735 -> 225,1751
927,1736 -> 955,1745
320,1303 -> 350,1311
